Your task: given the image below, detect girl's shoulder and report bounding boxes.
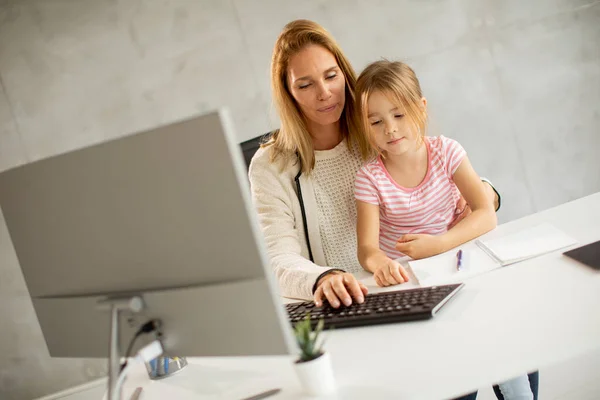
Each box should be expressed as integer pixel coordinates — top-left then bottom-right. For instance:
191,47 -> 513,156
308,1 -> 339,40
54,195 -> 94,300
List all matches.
426,135 -> 465,162
356,157 -> 388,185
358,157 -> 382,174
426,135 -> 462,151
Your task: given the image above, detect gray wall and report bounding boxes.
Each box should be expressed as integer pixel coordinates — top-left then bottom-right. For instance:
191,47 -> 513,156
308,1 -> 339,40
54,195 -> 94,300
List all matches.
0,0 -> 598,398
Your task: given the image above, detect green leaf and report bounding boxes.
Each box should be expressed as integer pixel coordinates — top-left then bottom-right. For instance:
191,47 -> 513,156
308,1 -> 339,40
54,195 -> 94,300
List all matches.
292,313 -> 330,360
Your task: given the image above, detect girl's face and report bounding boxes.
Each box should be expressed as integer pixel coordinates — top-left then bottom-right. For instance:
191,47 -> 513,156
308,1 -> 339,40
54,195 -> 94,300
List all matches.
367,90 -> 425,156
287,45 -> 346,129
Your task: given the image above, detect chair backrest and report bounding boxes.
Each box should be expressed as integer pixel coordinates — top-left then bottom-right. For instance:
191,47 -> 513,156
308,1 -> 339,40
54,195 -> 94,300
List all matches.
239,131 -> 273,170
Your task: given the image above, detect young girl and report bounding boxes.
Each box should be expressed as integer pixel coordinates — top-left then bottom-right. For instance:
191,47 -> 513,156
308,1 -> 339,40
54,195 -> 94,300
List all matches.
354,60 -> 533,400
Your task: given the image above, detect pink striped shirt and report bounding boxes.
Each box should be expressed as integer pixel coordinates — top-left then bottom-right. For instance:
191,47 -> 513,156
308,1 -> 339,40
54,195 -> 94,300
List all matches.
355,136 -> 466,259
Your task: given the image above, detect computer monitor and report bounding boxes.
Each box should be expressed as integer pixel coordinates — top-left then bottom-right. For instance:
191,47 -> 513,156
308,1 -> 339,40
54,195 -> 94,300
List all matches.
0,110 -> 295,361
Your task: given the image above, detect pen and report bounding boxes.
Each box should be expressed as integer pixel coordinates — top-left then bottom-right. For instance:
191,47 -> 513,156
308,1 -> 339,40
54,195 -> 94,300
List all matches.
241,388 -> 281,400
456,249 -> 463,271
129,387 -> 143,400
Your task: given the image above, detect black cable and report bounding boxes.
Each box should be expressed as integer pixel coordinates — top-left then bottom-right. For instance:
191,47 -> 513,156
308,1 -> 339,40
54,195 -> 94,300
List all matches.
294,168 -> 314,263
120,319 -> 161,372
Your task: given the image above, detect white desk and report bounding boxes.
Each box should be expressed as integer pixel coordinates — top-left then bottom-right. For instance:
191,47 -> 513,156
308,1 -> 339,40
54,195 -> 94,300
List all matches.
50,193 -> 600,400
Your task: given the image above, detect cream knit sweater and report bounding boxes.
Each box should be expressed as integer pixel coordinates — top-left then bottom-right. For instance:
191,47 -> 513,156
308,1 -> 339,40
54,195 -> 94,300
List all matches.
249,139 -> 363,300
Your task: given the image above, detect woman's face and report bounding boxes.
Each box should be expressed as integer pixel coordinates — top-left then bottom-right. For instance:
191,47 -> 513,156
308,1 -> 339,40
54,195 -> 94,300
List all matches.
287,45 -> 346,128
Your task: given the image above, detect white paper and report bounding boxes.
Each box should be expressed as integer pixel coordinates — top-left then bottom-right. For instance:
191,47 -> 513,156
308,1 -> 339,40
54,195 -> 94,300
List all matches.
475,223 -> 577,266
408,243 -> 500,286
408,223 -> 578,286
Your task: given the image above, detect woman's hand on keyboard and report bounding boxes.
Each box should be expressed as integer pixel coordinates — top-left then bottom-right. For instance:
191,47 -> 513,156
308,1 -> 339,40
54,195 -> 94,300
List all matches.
314,272 -> 368,308
373,259 -> 410,287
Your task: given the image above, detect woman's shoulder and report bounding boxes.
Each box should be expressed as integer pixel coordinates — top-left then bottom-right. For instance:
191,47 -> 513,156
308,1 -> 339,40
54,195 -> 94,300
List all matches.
250,145 -> 273,168
249,145 -> 298,179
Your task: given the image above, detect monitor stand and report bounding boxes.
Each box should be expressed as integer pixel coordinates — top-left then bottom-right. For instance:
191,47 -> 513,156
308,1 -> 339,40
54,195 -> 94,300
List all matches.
96,295 -> 189,399
97,296 -> 144,400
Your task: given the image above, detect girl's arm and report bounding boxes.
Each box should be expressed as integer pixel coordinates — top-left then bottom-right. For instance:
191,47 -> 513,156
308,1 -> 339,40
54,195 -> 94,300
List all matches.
449,179 -> 500,229
356,200 -> 386,273
357,200 -> 409,286
439,156 -> 497,250
396,149 -> 497,260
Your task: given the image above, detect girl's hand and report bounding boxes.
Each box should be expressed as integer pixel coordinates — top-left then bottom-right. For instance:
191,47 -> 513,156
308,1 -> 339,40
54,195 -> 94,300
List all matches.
314,272 -> 368,308
395,234 -> 445,260
373,259 -> 410,287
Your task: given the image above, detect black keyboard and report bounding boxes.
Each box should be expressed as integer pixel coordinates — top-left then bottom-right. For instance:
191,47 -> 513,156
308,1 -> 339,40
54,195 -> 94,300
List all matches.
286,283 -> 464,329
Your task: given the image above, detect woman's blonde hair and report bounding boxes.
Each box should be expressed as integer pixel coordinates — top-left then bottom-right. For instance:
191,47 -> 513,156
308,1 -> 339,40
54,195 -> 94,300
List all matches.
264,19 -> 369,173
355,60 -> 427,161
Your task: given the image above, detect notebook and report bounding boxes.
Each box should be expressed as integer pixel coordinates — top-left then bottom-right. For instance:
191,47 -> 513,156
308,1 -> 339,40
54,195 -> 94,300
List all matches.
475,223 -> 577,266
407,244 -> 499,286
408,223 -> 577,286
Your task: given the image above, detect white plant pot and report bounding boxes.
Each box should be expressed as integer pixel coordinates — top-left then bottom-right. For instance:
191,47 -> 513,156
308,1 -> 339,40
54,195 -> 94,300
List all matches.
293,352 -> 336,396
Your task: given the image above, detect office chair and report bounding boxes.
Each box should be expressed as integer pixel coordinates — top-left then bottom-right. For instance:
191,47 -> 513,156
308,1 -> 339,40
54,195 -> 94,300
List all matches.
240,132 -> 273,170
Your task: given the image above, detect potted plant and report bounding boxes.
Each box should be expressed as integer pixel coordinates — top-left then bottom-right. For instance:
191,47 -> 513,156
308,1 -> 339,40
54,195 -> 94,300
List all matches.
293,314 -> 336,395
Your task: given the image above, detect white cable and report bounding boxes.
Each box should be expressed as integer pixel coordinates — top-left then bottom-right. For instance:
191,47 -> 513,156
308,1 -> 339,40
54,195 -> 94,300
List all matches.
113,362 -> 136,400
113,340 -> 164,400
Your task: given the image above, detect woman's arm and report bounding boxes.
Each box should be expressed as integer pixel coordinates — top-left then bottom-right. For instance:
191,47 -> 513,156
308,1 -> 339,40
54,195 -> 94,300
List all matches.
249,154 -> 330,300
481,178 -> 501,211
357,200 -> 409,286
249,152 -> 366,304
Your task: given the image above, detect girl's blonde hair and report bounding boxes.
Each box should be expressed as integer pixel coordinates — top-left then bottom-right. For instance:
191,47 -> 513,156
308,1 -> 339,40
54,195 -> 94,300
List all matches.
264,19 -> 370,173
355,60 -> 427,161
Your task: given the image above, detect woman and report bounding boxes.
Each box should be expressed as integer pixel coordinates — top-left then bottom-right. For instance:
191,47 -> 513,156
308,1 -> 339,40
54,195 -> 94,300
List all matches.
249,19 -> 498,307
248,19 -> 536,400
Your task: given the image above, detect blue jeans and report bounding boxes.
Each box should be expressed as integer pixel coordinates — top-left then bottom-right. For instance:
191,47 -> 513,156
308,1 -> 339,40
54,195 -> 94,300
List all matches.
452,371 -> 539,400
